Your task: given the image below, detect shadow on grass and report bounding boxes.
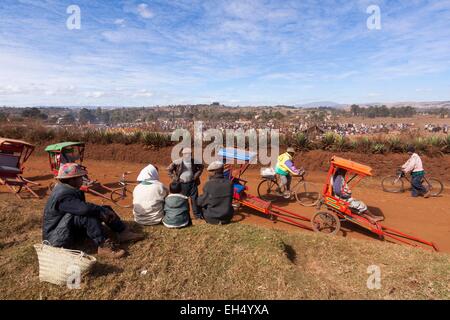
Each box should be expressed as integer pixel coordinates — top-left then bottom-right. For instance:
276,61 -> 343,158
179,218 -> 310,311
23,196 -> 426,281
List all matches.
91,262 -> 124,277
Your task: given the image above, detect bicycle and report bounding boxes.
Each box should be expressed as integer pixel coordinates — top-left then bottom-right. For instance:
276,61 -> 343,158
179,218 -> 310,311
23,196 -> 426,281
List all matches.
257,168 -> 321,206
110,171 -> 136,208
381,169 -> 443,197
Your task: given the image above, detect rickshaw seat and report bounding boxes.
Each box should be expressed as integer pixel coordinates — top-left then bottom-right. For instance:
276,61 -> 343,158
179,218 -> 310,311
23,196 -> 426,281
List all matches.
0,154 -> 20,174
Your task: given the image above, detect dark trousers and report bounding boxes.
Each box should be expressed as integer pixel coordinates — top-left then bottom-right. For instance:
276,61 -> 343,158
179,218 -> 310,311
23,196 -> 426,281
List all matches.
411,174 -> 427,197
72,215 -> 126,246
181,181 -> 202,217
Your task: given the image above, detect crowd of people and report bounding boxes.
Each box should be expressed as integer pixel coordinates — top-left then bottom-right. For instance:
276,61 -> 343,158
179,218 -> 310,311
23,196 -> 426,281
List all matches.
42,147 -> 234,258
42,146 -> 431,259
424,123 -> 449,133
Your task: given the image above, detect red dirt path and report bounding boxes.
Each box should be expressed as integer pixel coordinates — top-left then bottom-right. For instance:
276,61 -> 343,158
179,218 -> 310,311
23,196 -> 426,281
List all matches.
4,154 -> 449,253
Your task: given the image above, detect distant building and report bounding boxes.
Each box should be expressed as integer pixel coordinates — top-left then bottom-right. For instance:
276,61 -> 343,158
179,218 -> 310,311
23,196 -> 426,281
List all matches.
302,125 -> 325,140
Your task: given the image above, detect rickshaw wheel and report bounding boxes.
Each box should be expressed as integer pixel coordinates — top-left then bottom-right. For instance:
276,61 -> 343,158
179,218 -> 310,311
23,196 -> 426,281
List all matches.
110,188 -> 133,208
311,211 -> 340,235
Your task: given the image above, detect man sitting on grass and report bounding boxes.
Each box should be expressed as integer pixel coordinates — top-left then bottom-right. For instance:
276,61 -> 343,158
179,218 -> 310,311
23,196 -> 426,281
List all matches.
197,161 -> 234,225
43,163 -> 144,259
162,182 -> 191,229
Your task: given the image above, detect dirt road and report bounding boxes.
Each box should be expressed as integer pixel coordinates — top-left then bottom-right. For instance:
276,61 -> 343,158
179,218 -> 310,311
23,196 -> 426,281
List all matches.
3,156 -> 449,252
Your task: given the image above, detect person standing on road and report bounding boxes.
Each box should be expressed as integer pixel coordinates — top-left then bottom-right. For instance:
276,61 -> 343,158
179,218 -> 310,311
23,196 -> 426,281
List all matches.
401,146 -> 430,198
167,147 -> 204,219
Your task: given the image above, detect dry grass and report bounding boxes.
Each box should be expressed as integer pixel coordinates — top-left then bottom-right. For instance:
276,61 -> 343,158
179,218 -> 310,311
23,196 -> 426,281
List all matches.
0,195 -> 449,300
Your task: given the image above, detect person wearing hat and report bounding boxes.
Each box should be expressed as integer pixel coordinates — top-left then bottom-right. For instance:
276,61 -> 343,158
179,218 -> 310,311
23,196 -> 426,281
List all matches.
197,160 -> 234,225
43,163 -> 144,259
167,147 -> 204,219
401,146 -> 430,198
275,147 -> 301,197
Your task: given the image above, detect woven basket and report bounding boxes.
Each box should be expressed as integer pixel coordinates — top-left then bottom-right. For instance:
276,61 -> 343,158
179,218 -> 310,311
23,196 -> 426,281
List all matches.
34,242 -> 97,286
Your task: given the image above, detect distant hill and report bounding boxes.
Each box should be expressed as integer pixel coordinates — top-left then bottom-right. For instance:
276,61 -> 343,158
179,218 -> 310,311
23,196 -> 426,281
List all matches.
343,101 -> 450,109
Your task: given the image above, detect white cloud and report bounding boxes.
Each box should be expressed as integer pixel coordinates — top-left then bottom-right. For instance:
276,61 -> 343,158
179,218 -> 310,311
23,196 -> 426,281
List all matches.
85,91 -> 106,98
133,89 -> 153,98
137,3 -> 154,19
0,85 -> 22,95
114,18 -> 126,26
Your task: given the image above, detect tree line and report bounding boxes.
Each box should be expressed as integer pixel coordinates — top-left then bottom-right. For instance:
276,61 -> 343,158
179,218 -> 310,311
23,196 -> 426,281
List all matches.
350,105 -> 416,118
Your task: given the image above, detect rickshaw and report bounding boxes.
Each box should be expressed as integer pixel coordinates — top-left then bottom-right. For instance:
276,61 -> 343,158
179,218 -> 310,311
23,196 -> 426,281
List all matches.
312,156 -> 438,251
45,142 -> 133,208
0,138 -> 40,198
220,149 -> 438,251
219,148 -> 313,230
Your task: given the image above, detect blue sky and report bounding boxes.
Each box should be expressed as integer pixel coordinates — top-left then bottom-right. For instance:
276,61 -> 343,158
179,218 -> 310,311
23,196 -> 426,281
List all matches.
0,0 -> 449,106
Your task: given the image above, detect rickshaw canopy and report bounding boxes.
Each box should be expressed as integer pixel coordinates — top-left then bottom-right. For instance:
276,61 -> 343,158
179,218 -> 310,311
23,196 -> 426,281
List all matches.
218,147 -> 257,162
0,137 -> 35,163
45,142 -> 84,153
330,156 -> 373,177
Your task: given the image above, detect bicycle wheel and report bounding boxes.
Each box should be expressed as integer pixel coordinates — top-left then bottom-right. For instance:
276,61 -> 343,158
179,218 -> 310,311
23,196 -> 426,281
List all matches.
293,181 -> 321,207
311,211 -> 340,235
110,188 -> 133,208
257,179 -> 280,202
381,176 -> 404,193
424,178 -> 444,197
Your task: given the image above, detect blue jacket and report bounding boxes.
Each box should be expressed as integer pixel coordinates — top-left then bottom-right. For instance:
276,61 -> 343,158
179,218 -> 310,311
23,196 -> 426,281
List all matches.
42,183 -> 105,247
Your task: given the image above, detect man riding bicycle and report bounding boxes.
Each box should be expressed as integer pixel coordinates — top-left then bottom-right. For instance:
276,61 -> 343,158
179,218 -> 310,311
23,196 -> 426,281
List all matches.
275,147 -> 301,197
401,146 -> 430,198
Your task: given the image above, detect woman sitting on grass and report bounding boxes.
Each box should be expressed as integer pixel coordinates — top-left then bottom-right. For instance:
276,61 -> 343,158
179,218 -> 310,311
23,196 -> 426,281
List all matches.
162,182 -> 191,229
132,164 -> 168,226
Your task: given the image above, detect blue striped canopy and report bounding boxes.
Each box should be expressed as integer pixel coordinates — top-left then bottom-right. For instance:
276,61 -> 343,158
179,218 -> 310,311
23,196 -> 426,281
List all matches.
218,148 -> 257,161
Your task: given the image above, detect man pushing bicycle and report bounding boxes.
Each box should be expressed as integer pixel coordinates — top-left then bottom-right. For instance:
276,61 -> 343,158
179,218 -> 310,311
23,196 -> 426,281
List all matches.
401,146 -> 430,198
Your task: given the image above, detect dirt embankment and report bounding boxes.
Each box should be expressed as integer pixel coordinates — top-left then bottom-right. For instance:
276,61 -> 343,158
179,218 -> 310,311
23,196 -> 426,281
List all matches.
33,143 -> 450,181
1,196 -> 449,300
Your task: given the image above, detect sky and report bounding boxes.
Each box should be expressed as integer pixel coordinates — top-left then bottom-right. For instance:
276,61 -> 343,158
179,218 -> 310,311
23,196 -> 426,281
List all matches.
0,0 -> 449,107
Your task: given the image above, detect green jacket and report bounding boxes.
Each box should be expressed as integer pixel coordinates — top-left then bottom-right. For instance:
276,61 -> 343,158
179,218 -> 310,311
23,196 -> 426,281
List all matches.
163,194 -> 190,228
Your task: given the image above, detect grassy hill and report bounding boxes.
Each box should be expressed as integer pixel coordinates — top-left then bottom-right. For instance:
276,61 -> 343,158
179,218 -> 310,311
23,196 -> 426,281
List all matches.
0,196 -> 449,300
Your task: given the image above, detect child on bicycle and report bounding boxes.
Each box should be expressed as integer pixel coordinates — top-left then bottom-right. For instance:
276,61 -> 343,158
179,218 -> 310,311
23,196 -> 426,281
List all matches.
275,147 -> 300,196
401,146 -> 430,198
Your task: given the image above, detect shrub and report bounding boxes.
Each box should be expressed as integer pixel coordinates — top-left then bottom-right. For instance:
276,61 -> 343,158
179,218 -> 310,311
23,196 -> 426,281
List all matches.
371,143 -> 387,154
332,135 -> 351,152
353,136 -> 372,153
320,132 -> 336,150
142,132 -> 171,148
293,133 -> 310,151
387,136 -> 404,153
412,137 -> 429,154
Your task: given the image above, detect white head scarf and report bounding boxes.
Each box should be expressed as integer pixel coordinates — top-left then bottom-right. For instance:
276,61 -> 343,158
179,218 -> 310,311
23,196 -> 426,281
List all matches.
137,164 -> 160,182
